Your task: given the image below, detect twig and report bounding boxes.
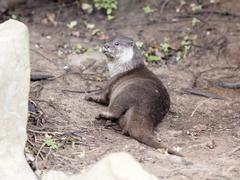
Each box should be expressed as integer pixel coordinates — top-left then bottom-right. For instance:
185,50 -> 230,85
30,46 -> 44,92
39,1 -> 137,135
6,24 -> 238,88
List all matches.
30,49 -> 52,62
28,129 -> 65,135
28,129 -> 88,137
26,139 -> 45,161
27,139 -> 35,147
192,11 -> 240,18
191,98 -> 212,117
31,74 -> 55,81
160,0 -> 170,14
213,81 -> 240,89
175,11 -> 240,19
181,88 -> 225,100
228,146 -> 240,156
35,142 -> 46,171
62,88 -> 102,94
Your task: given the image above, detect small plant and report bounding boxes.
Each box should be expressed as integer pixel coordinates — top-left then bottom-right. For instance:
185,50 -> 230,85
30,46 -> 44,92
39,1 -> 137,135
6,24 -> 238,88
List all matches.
67,20 -> 78,29
94,0 -> 118,20
190,3 -> 202,12
180,0 -> 186,5
44,137 -> 59,150
145,54 -> 161,62
210,0 -> 219,3
135,41 -> 144,49
143,5 -> 155,14
11,14 -> 20,20
75,43 -> 82,51
74,43 -> 88,54
160,37 -> 171,55
181,35 -> 192,51
83,21 -> 95,29
192,17 -> 200,27
180,35 -> 192,58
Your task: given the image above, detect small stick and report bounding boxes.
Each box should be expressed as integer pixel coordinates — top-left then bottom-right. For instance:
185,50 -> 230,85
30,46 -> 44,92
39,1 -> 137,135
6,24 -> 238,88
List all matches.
191,98 -> 212,117
62,88 -> 101,94
215,82 -> 240,89
28,129 -> 65,135
228,146 -> 240,156
181,88 -> 225,100
31,74 -> 55,81
30,49 -> 52,62
35,142 -> 46,171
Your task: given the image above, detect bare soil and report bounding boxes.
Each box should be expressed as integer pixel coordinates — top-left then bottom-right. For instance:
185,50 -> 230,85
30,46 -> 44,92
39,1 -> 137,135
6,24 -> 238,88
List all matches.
4,0 -> 240,179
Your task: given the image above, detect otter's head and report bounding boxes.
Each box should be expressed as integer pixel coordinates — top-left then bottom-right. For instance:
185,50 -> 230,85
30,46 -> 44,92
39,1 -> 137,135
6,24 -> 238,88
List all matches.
102,36 -> 134,62
102,35 -> 144,77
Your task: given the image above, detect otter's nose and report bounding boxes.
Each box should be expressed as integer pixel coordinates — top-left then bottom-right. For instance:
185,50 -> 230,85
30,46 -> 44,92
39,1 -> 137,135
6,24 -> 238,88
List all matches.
104,43 -> 110,49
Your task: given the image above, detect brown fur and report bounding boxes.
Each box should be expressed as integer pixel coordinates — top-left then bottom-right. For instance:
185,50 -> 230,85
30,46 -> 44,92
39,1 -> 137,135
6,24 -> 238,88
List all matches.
85,36 -> 183,157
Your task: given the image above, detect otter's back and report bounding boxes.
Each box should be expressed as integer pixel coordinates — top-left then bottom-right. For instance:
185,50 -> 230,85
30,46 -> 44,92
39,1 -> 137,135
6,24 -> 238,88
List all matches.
109,66 -> 170,123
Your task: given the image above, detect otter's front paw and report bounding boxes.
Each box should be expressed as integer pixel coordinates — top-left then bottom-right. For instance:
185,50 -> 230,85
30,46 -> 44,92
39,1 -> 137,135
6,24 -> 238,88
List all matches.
85,94 -> 101,102
95,112 -> 109,120
84,95 -> 94,101
95,111 -> 118,120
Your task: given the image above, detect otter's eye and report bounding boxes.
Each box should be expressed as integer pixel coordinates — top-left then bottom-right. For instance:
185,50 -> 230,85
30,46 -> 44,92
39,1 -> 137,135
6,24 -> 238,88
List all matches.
114,42 -> 119,46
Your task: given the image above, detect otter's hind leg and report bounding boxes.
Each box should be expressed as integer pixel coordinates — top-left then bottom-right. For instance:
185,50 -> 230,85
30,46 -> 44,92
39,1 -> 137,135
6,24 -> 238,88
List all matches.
96,100 -> 128,121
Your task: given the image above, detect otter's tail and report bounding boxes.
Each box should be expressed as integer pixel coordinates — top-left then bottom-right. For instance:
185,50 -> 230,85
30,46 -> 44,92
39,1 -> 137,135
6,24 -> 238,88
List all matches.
122,107 -> 183,157
129,129 -> 183,157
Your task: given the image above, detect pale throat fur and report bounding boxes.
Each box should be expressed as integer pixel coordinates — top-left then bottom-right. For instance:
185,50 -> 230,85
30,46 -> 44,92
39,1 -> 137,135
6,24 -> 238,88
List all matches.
107,47 -> 144,77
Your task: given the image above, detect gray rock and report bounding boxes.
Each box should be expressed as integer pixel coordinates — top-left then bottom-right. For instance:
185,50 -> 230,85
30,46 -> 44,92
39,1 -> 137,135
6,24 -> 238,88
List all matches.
0,19 -> 37,180
43,152 -> 159,180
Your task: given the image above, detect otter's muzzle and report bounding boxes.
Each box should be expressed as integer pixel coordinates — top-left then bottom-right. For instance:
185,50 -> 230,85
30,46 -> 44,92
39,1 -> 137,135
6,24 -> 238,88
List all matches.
102,43 -> 110,53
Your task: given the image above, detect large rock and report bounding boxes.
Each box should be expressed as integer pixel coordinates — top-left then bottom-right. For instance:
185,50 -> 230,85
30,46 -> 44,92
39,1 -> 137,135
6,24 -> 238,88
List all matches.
43,152 -> 159,180
0,19 -> 37,180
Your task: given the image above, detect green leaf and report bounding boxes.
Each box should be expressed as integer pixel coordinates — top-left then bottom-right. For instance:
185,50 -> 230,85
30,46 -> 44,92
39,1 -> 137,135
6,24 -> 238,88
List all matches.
67,20 -> 78,29
190,3 -> 202,12
146,55 -> 161,62
181,36 -> 192,50
107,15 -> 114,20
143,5 -> 155,14
84,21 -> 95,29
44,138 -> 59,150
11,14 -> 20,20
192,17 -> 200,27
75,43 -> 82,50
160,37 -> 170,54
135,41 -> 144,49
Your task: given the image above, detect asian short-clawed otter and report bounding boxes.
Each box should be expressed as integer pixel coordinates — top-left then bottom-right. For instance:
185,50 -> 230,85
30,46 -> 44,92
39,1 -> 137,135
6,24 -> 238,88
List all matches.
85,36 -> 182,156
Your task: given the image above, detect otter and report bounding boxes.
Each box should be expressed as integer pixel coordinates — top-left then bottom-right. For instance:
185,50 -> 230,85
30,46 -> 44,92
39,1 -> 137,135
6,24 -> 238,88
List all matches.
85,36 -> 182,156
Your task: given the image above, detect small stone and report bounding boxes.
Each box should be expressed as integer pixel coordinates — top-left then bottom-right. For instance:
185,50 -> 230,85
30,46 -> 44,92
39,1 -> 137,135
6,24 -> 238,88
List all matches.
46,35 -> 52,39
25,153 -> 35,162
168,130 -> 183,137
63,65 -> 70,71
206,139 -> 216,149
193,124 -> 207,132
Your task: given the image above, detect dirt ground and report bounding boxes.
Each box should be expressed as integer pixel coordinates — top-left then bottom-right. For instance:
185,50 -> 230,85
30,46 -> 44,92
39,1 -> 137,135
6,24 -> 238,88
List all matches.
2,0 -> 240,179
